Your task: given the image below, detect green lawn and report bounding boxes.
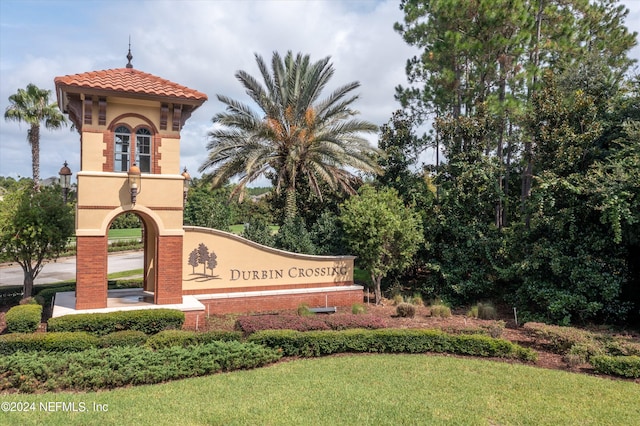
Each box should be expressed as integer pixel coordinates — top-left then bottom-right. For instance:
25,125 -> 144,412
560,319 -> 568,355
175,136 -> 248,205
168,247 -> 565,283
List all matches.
2,355 -> 638,425
107,228 -> 141,240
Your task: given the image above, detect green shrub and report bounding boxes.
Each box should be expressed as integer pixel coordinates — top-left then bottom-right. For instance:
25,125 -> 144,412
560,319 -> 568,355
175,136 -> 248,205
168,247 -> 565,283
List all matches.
100,330 -> 148,348
467,305 -> 479,318
297,304 -> 314,316
0,286 -> 24,308
0,341 -> 282,392
430,304 -> 451,318
522,322 -> 591,353
19,297 -> 39,305
47,309 -> 184,336
351,303 -> 366,315
484,321 -> 505,339
5,304 -> 42,333
198,330 -> 243,344
590,355 -> 640,378
146,330 -> 242,350
392,294 -> 404,306
477,302 -> 498,320
35,285 -> 75,307
247,328 -> 537,361
0,332 -> 99,355
396,302 -> 416,318
410,293 -> 423,306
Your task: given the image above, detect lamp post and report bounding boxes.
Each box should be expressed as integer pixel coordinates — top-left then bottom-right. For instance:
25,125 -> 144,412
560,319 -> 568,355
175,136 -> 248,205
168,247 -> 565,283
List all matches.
181,167 -> 191,204
127,163 -> 141,205
58,161 -> 72,203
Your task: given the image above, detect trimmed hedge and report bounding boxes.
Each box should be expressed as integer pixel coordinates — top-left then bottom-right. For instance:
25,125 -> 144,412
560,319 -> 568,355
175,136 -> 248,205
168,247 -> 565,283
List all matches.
590,355 -> 640,378
235,314 -> 386,334
5,304 -> 43,333
47,309 -> 184,336
146,329 -> 242,349
0,341 -> 282,392
35,285 -> 75,307
99,330 -> 148,348
0,286 -> 24,308
0,332 -> 99,355
247,328 -> 537,361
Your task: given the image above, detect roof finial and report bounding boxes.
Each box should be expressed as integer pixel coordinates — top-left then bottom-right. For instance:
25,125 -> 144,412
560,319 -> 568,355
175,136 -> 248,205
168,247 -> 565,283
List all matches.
126,36 -> 133,69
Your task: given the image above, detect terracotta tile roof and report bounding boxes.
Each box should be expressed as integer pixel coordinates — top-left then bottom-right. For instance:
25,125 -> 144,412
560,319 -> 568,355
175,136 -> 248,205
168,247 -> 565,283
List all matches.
54,68 -> 207,102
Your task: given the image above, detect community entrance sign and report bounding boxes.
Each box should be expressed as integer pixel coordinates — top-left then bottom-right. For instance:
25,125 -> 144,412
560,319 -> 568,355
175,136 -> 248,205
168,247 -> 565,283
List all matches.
54,60 -> 362,315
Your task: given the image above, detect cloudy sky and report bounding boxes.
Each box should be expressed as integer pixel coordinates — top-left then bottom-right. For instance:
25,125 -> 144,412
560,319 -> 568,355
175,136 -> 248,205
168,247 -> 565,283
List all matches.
1,0 -> 638,183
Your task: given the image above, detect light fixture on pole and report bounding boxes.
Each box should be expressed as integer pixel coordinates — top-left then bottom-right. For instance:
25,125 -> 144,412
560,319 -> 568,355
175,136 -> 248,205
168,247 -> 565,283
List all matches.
127,163 -> 141,205
181,167 -> 191,204
58,161 -> 72,203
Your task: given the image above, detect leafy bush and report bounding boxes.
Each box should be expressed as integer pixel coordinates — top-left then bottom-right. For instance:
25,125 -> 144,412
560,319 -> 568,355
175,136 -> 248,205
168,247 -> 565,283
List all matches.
351,303 -> 366,314
34,285 -> 75,307
590,355 -> 640,378
322,314 -> 386,330
235,314 -> 386,335
0,341 -> 282,392
297,304 -> 314,316
523,322 -> 592,353
47,309 -> 184,336
0,286 -> 24,308
410,293 -> 424,306
396,302 -> 416,318
247,328 -> 537,361
430,304 -> 451,318
274,216 -> 316,254
477,302 -> 498,320
467,305 -> 479,318
241,216 -> 275,247
99,330 -> 148,348
392,294 -> 404,306
5,304 -> 42,333
0,332 -> 99,355
235,315 -> 330,334
484,321 -> 505,339
146,329 -> 242,349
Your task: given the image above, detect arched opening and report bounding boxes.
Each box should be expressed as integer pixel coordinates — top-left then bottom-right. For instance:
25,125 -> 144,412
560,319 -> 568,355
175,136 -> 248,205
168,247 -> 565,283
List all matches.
106,210 -> 159,304
107,211 -> 144,288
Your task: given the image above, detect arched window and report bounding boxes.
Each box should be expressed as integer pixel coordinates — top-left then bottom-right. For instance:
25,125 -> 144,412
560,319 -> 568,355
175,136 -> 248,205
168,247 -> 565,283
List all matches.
113,125 -> 153,173
114,126 -> 130,172
136,128 -> 152,173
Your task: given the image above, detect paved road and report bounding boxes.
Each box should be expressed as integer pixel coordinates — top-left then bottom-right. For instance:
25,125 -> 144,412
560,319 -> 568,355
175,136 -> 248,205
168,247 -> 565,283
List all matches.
0,251 -> 144,287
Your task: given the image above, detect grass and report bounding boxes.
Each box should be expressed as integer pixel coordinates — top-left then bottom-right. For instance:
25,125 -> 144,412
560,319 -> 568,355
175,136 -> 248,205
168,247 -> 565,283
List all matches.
2,354 -> 638,425
107,228 -> 141,240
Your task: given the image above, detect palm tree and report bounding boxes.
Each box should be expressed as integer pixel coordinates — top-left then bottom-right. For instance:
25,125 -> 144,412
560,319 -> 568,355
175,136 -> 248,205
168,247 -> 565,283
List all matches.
4,83 -> 67,191
200,51 -> 380,219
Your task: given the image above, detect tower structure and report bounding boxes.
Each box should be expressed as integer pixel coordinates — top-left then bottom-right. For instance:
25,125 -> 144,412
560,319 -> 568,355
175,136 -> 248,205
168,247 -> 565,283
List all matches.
54,59 -> 207,309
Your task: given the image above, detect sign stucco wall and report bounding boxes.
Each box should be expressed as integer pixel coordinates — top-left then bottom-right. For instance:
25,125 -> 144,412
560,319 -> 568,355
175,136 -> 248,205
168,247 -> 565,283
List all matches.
183,226 -> 355,294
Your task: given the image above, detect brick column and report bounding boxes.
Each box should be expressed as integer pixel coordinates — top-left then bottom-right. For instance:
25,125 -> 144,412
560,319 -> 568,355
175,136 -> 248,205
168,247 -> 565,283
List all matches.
76,235 -> 108,309
155,235 -> 183,304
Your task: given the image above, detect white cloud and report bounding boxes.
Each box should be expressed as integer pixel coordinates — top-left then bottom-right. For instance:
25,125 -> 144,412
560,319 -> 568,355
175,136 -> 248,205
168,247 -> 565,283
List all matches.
0,0 -> 638,182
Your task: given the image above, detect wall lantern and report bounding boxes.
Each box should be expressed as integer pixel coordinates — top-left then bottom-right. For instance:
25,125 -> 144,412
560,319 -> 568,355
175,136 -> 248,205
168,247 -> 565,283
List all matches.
181,167 -> 191,204
58,161 -> 72,203
127,163 -> 141,205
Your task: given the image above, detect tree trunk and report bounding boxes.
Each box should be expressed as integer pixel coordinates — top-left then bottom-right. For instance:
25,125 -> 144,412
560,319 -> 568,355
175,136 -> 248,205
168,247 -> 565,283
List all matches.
372,274 -> 382,305
285,185 -> 297,219
22,267 -> 34,300
521,0 -> 544,228
29,123 -> 40,191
